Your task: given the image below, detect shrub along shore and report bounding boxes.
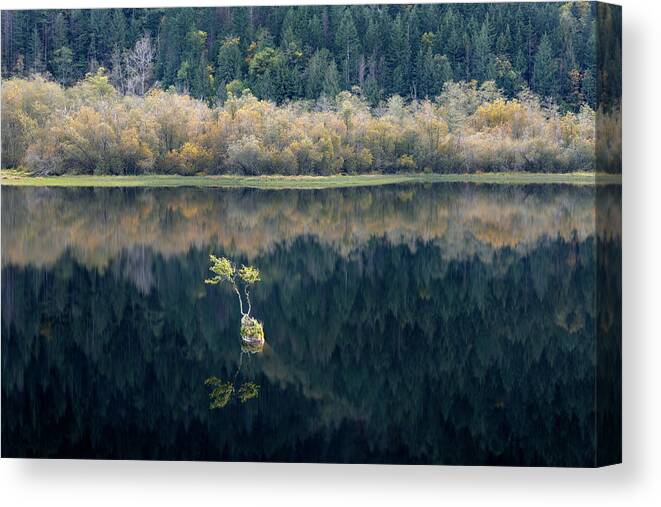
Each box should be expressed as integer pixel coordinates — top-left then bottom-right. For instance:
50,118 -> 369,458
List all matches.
2,72 -> 606,177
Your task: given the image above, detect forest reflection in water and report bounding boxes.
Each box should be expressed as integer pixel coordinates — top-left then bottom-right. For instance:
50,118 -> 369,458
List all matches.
1,184 -> 621,465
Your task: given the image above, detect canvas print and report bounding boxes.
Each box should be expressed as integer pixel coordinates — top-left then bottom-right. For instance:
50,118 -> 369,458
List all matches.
0,2 -> 621,466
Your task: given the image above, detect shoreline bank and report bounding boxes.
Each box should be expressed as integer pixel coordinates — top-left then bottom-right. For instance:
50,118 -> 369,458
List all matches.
0,172 -> 622,189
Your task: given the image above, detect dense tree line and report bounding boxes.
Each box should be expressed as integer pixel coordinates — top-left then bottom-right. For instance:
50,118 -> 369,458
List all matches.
2,72 -> 598,174
2,3 -> 601,109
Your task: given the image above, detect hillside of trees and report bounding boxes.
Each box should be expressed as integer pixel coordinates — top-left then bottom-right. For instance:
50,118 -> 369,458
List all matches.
1,3 -> 621,175
2,3 -> 600,108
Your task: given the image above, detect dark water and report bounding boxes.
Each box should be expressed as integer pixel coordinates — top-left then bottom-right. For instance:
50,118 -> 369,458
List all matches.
1,184 -> 621,466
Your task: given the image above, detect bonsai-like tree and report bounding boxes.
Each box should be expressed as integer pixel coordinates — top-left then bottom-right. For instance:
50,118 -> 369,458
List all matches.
204,255 -> 265,410
205,254 -> 265,348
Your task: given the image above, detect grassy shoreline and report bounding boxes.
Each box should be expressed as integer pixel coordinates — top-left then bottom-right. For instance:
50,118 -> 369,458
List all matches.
1,171 -> 621,189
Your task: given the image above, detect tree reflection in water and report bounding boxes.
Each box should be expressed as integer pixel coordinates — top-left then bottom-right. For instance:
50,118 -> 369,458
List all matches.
206,348 -> 262,409
206,354 -> 261,409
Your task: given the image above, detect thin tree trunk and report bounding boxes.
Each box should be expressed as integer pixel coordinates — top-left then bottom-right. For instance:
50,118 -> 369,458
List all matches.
244,286 -> 252,316
231,281 -> 245,315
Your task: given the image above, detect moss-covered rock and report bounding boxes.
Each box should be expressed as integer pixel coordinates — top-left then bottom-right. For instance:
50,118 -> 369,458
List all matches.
240,315 -> 265,353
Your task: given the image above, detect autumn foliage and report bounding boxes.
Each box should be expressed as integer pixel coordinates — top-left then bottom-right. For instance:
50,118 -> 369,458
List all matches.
2,72 -> 599,175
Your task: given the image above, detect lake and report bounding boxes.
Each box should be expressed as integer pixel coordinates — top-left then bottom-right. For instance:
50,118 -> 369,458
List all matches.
1,183 -> 621,466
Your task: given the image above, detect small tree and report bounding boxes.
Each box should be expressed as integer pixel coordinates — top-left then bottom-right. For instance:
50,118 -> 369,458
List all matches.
204,255 -> 264,410
205,255 -> 265,347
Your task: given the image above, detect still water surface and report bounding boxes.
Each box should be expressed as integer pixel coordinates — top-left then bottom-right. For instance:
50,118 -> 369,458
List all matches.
1,184 -> 620,465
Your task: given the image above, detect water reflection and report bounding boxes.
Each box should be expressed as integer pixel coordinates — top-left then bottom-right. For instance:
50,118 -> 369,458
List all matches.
1,184 -> 621,465
206,359 -> 261,409
1,184 -> 619,271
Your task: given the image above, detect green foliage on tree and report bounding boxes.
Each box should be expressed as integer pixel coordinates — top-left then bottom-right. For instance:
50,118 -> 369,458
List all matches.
305,49 -> 334,99
472,20 -> 496,83
205,254 -> 235,283
335,9 -> 359,89
2,4 -> 606,107
216,36 -> 243,98
51,47 -> 74,85
239,265 -> 261,285
532,33 -> 557,99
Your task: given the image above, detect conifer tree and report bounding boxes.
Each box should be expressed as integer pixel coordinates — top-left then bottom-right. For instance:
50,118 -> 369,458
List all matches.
335,9 -> 359,89
532,33 -> 557,98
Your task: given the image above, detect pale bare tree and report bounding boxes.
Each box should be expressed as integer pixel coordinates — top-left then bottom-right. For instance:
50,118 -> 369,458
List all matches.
124,34 -> 155,96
